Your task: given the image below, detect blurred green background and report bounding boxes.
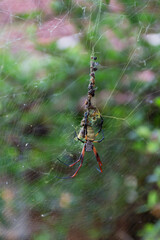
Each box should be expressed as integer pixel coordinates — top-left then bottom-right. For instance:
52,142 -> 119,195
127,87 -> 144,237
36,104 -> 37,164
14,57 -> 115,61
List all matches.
0,0 -> 160,239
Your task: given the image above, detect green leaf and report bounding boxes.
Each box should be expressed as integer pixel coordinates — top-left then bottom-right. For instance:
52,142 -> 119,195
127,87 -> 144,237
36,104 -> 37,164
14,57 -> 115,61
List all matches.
147,141 -> 159,153
147,191 -> 159,208
155,97 -> 160,107
136,126 -> 151,138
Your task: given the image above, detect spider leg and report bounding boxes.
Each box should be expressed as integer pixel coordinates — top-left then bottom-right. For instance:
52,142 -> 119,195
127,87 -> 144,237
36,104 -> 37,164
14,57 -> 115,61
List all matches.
69,158 -> 81,167
93,130 -> 104,143
95,115 -> 104,137
70,144 -> 86,178
95,167 -> 102,173
56,145 -> 86,179
92,145 -> 103,173
57,158 -> 70,167
58,145 -> 85,168
57,149 -> 84,168
74,130 -> 85,143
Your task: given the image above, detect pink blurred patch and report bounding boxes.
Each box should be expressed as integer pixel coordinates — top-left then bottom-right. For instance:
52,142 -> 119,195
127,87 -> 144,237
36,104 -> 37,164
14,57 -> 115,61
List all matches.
97,90 -> 134,106
0,0 -> 37,14
0,0 -> 52,23
0,26 -> 36,55
34,0 -> 52,14
37,17 -> 76,44
109,0 -> 124,13
77,96 -> 87,112
114,92 -> 134,104
74,0 -> 93,8
105,29 -> 126,51
11,37 -> 35,55
136,70 -> 155,82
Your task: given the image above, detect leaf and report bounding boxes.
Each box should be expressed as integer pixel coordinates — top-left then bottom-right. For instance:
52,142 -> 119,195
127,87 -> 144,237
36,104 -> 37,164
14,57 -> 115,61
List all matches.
147,191 -> 159,208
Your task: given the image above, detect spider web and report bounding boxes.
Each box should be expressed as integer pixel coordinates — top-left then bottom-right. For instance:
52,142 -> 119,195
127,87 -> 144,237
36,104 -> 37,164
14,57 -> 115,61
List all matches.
0,0 -> 159,239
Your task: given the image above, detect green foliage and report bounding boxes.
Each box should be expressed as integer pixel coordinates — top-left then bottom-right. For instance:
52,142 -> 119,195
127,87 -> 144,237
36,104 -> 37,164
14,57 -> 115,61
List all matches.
147,191 -> 159,208
34,232 -> 52,240
139,221 -> 160,240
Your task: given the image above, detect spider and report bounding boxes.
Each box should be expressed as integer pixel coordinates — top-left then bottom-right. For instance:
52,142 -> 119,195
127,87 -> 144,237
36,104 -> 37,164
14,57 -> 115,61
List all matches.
58,112 -> 104,178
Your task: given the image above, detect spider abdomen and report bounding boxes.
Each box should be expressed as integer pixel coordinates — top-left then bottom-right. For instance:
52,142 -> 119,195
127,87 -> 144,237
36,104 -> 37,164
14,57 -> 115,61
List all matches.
86,126 -> 95,141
